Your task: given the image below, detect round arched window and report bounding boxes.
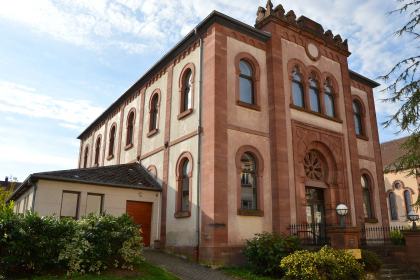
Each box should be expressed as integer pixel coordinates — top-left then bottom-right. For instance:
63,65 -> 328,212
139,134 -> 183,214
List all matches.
240,152 -> 257,210
395,182 -> 401,189
304,152 -> 323,181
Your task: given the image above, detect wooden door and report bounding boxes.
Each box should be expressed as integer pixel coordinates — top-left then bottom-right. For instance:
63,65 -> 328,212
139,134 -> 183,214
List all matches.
126,201 -> 152,246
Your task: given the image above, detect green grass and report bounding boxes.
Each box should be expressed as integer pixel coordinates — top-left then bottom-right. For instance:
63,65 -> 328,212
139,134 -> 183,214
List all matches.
17,262 -> 179,280
220,267 -> 281,280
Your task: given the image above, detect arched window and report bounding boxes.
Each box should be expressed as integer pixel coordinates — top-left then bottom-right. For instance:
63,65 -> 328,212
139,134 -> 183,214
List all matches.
361,174 -> 372,219
126,111 -> 135,146
83,146 -> 89,168
292,65 -> 304,108
175,151 -> 193,218
108,124 -> 116,158
353,101 -> 363,135
324,79 -> 335,117
183,70 -> 192,111
181,159 -> 190,212
304,151 -> 323,181
241,153 -> 257,210
309,72 -> 320,113
152,97 -> 158,130
389,192 -> 398,220
239,60 -> 254,104
94,136 -> 101,166
404,190 -> 412,215
148,89 -> 161,137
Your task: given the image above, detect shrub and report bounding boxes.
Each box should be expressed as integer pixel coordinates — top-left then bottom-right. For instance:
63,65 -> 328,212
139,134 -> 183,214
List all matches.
359,250 -> 382,273
280,246 -> 365,280
391,229 -> 406,245
0,205 -> 144,278
59,212 -> 144,275
241,232 -> 301,277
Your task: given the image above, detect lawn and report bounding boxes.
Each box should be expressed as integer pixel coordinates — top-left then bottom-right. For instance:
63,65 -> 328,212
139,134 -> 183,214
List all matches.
16,262 -> 179,280
220,267 -> 281,280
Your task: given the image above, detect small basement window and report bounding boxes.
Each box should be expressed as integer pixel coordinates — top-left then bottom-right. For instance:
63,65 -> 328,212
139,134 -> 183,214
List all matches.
60,191 -> 80,220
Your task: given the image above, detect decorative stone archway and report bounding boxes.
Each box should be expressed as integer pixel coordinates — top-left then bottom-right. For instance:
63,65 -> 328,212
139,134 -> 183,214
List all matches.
292,121 -> 350,225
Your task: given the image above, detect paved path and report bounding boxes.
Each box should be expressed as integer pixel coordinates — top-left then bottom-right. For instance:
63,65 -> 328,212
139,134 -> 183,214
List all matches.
143,248 -> 236,280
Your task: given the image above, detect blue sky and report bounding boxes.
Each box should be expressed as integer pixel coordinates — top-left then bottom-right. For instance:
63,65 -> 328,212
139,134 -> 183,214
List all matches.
0,0 -> 413,181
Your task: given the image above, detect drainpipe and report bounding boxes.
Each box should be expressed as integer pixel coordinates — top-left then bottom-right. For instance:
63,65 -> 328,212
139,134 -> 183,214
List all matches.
30,177 -> 37,211
194,27 -> 203,263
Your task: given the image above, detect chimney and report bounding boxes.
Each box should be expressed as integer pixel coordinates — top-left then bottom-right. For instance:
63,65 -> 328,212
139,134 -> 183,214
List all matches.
5,176 -> 8,183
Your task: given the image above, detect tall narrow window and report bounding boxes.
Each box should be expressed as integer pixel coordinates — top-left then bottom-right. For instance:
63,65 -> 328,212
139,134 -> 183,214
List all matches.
181,159 -> 190,212
83,146 -> 89,168
60,191 -> 80,220
109,125 -> 116,157
292,66 -> 304,108
361,175 -> 372,219
389,192 -> 398,220
241,153 -> 257,210
353,101 -> 363,135
126,111 -> 135,146
94,136 -> 101,166
324,79 -> 335,117
309,73 -> 320,113
152,96 -> 158,130
183,70 -> 192,111
404,190 -> 412,215
239,60 -> 254,104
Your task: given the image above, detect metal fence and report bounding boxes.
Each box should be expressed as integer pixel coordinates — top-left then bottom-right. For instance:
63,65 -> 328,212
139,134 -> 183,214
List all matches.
288,223 -> 331,246
360,226 -> 406,246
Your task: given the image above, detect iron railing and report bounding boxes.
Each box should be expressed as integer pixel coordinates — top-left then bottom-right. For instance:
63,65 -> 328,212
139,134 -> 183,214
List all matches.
360,226 -> 406,246
288,223 -> 331,246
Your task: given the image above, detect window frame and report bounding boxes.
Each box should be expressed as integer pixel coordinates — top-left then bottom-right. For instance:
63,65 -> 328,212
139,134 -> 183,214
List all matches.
60,190 -> 81,220
351,96 -> 368,140
308,72 -> 321,113
125,108 -> 136,150
94,135 -> 101,167
291,66 -> 305,108
324,79 -> 336,117
147,89 -> 161,138
360,170 -> 377,223
234,52 -> 261,111
178,62 -> 195,120
83,145 -> 89,168
174,151 -> 193,218
235,145 -> 264,216
389,191 -> 398,221
107,123 -> 117,160
85,193 -> 104,215
404,189 -> 413,215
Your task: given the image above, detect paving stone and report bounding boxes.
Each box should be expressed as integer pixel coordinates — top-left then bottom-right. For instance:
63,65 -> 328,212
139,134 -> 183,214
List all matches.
143,248 -> 235,280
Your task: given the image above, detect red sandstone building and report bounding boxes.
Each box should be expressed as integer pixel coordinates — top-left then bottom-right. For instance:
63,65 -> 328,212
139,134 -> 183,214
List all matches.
8,1 -> 390,265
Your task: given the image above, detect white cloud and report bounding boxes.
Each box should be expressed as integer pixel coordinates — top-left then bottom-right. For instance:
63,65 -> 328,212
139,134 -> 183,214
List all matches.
59,123 -> 84,131
0,80 -> 104,125
5,117 -> 14,121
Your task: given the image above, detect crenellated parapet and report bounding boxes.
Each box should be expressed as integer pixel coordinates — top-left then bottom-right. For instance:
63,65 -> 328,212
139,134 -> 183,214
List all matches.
255,0 -> 349,52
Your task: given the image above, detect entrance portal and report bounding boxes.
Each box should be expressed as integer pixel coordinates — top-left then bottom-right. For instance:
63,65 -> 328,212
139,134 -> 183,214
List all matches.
303,187 -> 329,245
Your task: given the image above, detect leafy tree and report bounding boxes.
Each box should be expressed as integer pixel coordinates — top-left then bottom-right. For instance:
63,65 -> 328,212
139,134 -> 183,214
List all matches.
379,0 -> 420,177
0,175 -> 17,208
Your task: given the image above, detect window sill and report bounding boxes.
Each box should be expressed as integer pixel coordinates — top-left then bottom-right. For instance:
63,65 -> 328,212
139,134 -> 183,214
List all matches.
107,154 -> 114,160
177,108 -> 193,120
147,129 -> 158,138
365,218 -> 379,224
174,211 -> 191,218
356,134 -> 369,141
124,143 -> 133,150
290,104 -> 343,123
237,209 -> 264,217
236,100 -> 261,111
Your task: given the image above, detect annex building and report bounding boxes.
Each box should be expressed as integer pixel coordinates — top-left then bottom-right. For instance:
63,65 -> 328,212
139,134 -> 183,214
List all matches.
7,1 -> 389,265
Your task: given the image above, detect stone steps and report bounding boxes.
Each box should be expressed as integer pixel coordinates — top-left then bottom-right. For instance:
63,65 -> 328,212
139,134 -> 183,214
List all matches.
377,254 -> 420,280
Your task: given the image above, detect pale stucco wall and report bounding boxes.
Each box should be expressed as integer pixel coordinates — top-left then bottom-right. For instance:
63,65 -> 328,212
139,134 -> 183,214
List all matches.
281,38 -> 356,225
384,170 -> 419,227
170,48 -> 200,142
104,110 -> 122,166
13,185 -> 34,214
141,74 -> 168,155
359,159 -> 382,227
226,37 -> 269,134
33,179 -> 160,246
140,150 -> 164,186
81,134 -> 93,168
166,135 -> 198,247
351,86 -> 375,159
120,94 -> 142,164
227,129 -> 272,245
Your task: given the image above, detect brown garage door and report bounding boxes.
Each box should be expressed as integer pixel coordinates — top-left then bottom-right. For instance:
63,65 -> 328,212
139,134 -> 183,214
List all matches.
126,201 -> 152,246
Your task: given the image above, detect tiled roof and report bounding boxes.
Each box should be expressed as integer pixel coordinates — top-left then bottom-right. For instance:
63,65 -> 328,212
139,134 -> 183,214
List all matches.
6,163 -> 161,203
0,181 -> 21,192
380,136 -> 410,168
